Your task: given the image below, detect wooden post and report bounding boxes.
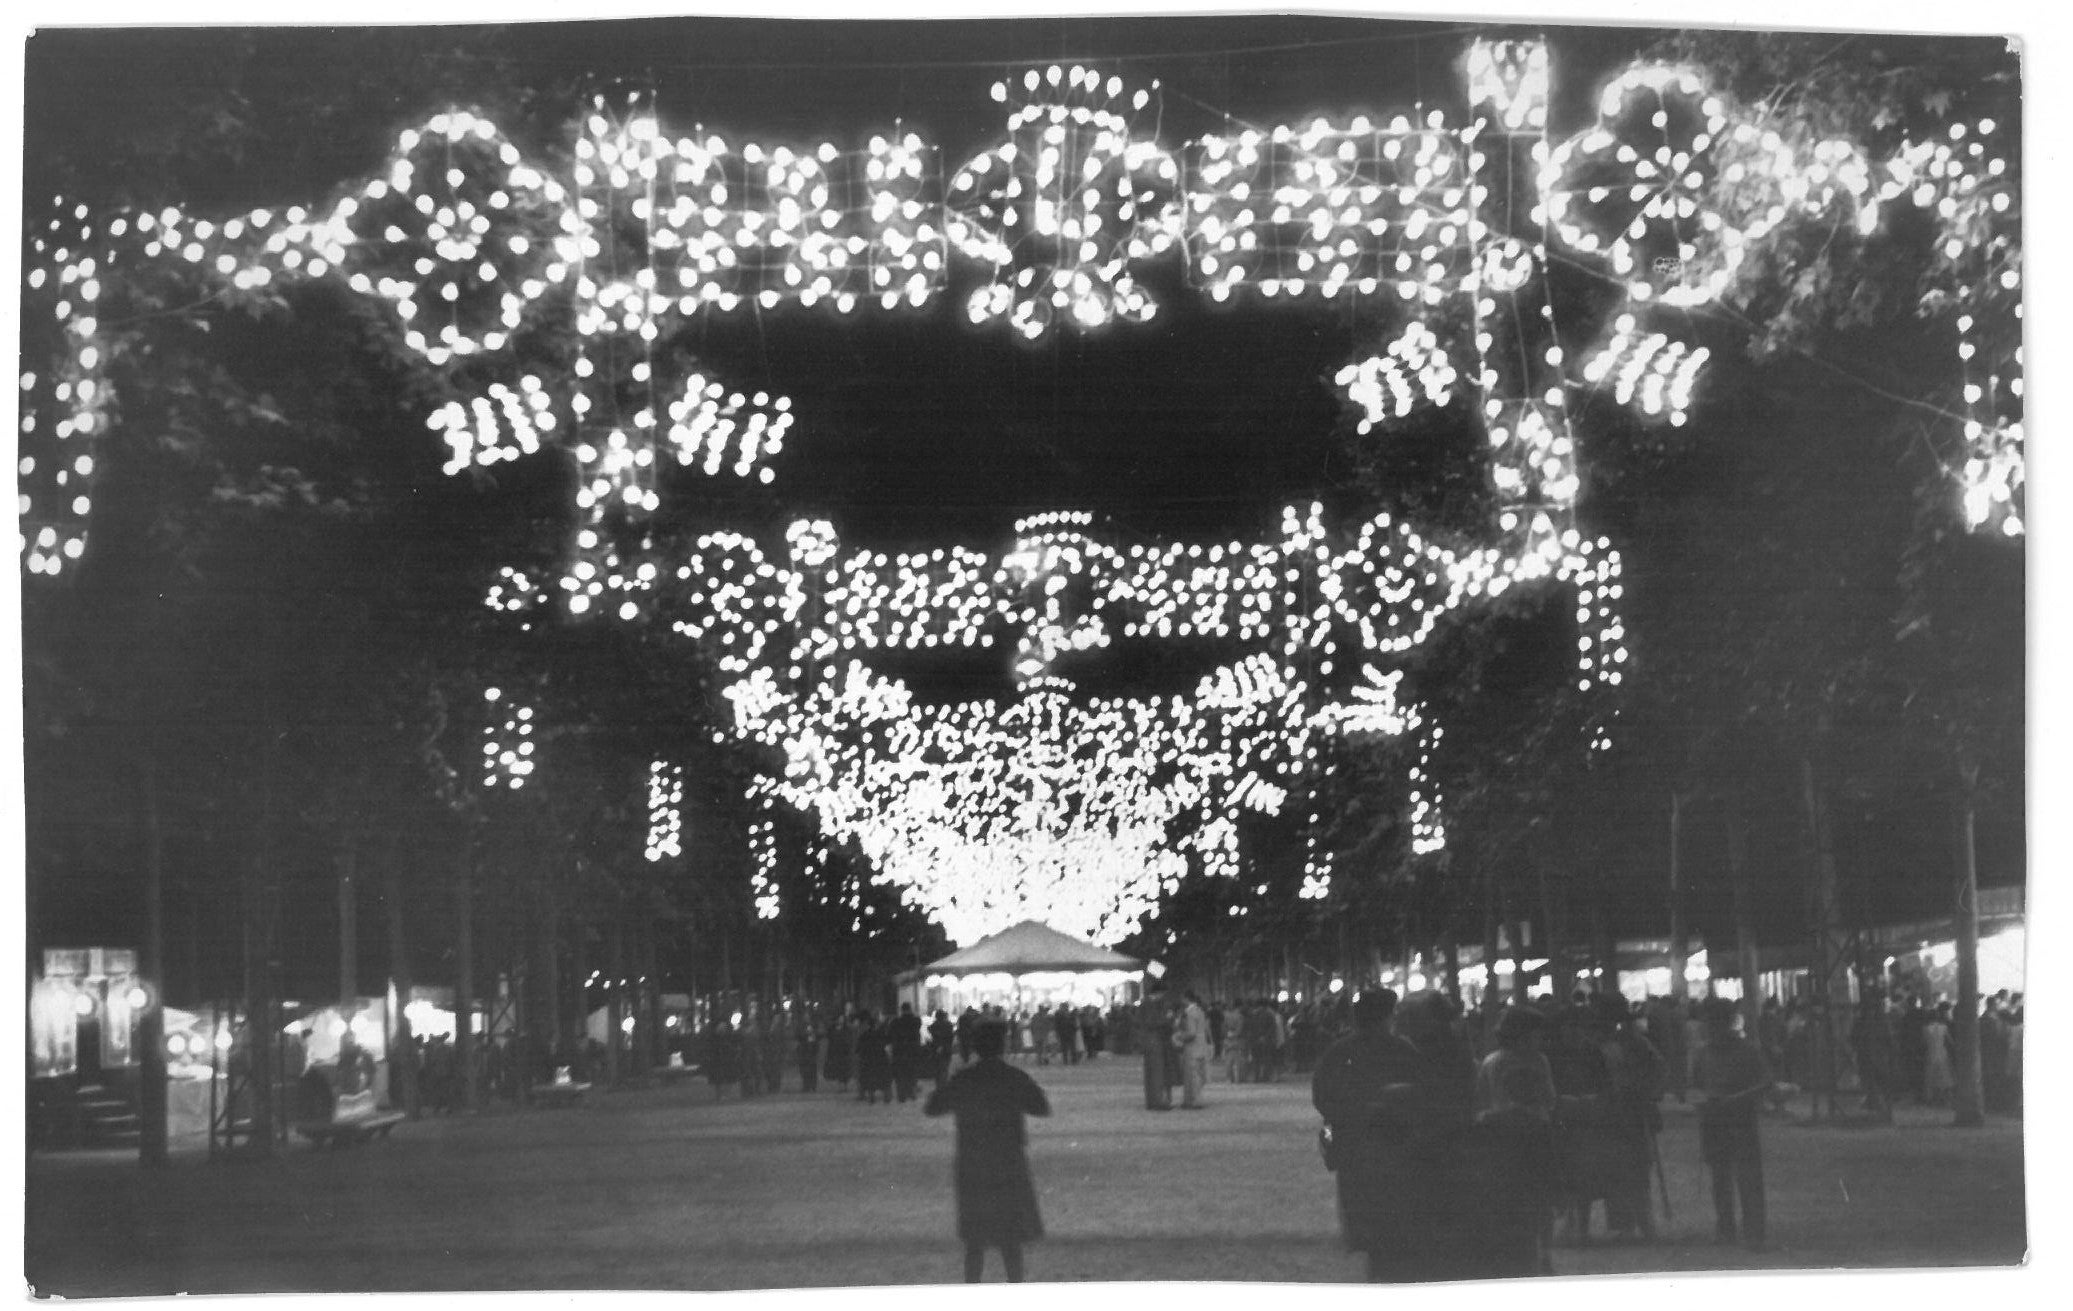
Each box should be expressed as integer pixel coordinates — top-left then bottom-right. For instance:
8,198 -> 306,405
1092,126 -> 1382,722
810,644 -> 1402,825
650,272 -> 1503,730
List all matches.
384,846 -> 420,1118
338,842 -> 358,1007
138,752 -> 168,1166
1951,753 -> 1986,1126
1668,790 -> 1690,1003
455,844 -> 478,1112
1724,793 -> 1763,1040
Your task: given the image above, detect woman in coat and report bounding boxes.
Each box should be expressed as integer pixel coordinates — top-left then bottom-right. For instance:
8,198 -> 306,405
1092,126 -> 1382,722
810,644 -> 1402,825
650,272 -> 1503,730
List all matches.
856,1012 -> 893,1104
704,1019 -> 744,1100
823,1011 -> 855,1092
925,1018 -> 1051,1282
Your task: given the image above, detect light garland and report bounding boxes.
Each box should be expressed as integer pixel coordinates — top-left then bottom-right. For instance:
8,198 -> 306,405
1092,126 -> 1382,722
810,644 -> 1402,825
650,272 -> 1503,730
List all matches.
23,38 -> 2008,949
20,48 -> 2023,582
1335,321 -> 1459,431
480,686 -> 537,790
495,505 -> 1623,942
645,759 -> 684,861
1186,113 -> 1471,306
1582,314 -> 1708,424
949,65 -> 1176,337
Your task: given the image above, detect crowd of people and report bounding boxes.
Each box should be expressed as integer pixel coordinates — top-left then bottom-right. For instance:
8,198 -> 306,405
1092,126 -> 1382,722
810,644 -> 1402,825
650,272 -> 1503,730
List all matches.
687,999 -> 1138,1103
1305,987 -> 1766,1282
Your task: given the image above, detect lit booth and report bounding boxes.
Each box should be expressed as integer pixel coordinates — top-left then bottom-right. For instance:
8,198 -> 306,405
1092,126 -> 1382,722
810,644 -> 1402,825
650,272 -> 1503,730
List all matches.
899,921 -> 1144,1016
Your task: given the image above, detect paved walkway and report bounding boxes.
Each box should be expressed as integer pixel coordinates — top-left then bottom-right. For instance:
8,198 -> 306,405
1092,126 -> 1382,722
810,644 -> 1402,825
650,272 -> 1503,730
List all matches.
24,1056 -> 2026,1294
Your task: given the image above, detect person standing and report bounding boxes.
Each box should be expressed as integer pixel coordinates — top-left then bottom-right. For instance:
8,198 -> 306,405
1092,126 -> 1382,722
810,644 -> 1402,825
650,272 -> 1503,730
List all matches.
1312,989 -> 1479,1281
795,1014 -> 822,1093
856,1011 -> 892,1105
1851,991 -> 1897,1122
704,1018 -> 744,1101
823,1009 -> 856,1093
1599,997 -> 1665,1241
1923,1002 -> 1954,1107
1032,1004 -> 1054,1066
1692,999 -> 1771,1250
1139,983 -> 1175,1110
760,1014 -> 789,1095
1053,1004 -> 1080,1066
925,1019 -> 1051,1283
890,1003 -> 926,1104
1473,1005 -> 1561,1274
1175,990 -> 1213,1109
1979,996 -> 2010,1113
928,1008 -> 956,1087
1222,999 -> 1249,1083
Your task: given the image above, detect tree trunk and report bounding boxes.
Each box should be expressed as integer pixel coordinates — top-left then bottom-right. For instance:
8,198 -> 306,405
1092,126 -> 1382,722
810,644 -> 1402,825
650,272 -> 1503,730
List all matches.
383,849 -> 420,1119
455,845 -> 478,1112
1951,755 -> 1986,1126
337,841 -> 359,1006
606,906 -> 626,1087
1590,885 -> 1616,1001
1536,865 -> 1572,1001
137,752 -> 169,1166
1724,793 -> 1763,1040
1482,863 -> 1501,1009
1668,789 -> 1690,1003
1801,749 -> 1852,1118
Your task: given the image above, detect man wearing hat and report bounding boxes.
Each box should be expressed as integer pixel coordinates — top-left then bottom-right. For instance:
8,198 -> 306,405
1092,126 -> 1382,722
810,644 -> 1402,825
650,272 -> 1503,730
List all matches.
1691,998 -> 1771,1250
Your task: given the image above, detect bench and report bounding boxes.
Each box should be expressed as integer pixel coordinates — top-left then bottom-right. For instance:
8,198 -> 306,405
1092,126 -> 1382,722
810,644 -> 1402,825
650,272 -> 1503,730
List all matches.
532,1081 -> 591,1108
295,1111 -> 405,1148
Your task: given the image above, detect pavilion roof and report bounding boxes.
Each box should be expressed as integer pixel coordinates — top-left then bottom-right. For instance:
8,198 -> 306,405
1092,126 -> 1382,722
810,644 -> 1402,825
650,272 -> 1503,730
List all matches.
923,920 -> 1144,976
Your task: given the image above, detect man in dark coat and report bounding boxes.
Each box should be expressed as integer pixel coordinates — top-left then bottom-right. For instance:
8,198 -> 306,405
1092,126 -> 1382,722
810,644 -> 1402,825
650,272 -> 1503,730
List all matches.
928,1009 -> 956,1086
925,1019 -> 1051,1283
1693,998 -> 1771,1250
1313,988 -> 1478,1282
889,1003 -> 926,1103
1053,1004 -> 1080,1065
1138,984 -> 1175,1109
856,1011 -> 893,1104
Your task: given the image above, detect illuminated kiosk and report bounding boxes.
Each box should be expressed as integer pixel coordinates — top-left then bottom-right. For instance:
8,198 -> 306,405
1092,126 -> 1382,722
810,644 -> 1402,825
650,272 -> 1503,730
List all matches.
901,920 -> 1145,1017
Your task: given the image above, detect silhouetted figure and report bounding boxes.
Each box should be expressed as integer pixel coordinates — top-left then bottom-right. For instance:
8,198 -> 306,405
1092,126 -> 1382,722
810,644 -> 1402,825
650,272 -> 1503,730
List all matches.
925,1019 -> 1050,1283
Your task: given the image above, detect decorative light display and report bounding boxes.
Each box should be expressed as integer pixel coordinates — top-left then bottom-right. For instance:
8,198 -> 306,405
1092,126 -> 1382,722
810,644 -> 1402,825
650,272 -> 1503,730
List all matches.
1335,322 -> 1459,431
480,687 -> 537,790
1582,314 -> 1709,425
949,66 -> 1175,337
482,504 -> 1621,943
21,44 -> 2020,582
20,206 -> 113,577
1186,112 -> 1471,305
22,37 -> 2016,944
645,760 -> 684,861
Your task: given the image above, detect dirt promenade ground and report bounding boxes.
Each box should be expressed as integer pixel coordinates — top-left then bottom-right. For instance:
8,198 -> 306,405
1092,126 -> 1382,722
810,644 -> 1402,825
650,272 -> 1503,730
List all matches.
23,1055 -> 2027,1296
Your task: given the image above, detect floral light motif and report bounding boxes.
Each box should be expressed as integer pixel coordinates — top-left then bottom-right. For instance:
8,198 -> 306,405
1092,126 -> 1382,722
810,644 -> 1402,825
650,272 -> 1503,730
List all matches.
1186,113 -> 1472,304
1335,321 -> 1459,432
948,65 -> 1177,338
1582,315 -> 1709,425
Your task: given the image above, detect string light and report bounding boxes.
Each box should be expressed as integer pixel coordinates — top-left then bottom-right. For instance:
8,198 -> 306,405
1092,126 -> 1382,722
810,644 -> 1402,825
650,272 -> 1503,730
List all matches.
948,66 -> 1175,337
479,687 -> 536,790
645,760 -> 685,861
21,55 -> 2023,578
1335,321 -> 1459,431
1582,313 -> 1709,425
21,44 -> 2006,946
